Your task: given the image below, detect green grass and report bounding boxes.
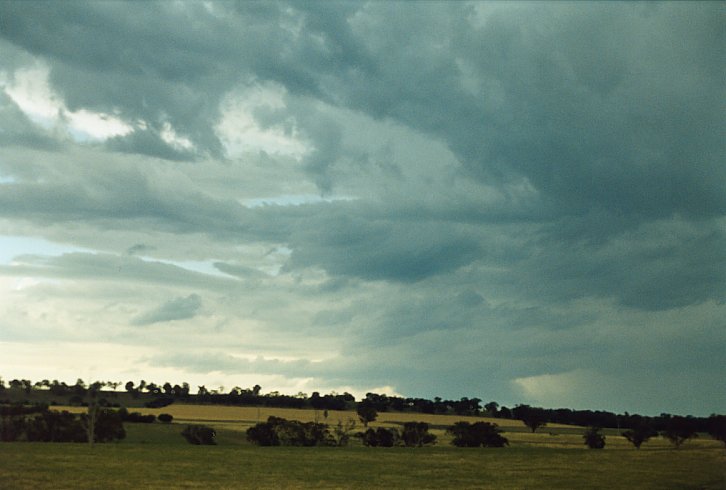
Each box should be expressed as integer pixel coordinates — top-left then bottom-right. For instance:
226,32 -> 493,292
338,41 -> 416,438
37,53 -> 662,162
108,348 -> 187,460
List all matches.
1,434 -> 724,489
2,406 -> 725,489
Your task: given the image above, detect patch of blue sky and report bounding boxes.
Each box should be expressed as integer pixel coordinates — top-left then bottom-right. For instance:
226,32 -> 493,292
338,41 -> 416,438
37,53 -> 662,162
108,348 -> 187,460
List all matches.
0,235 -> 91,265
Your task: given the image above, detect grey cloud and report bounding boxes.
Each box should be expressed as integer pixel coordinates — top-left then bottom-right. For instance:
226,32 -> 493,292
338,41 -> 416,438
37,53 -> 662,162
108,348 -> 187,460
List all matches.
151,352 -> 313,376
106,129 -> 195,161
334,3 -> 726,223
494,218 -> 726,311
1,2 -> 723,415
132,293 -> 202,326
126,243 -> 155,256
0,93 -> 61,151
0,252 -> 237,290
286,205 -> 483,282
213,262 -> 267,279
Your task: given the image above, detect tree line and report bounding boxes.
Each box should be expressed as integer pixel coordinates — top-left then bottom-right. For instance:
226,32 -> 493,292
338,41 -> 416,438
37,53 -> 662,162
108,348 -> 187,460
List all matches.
2,376 -> 725,450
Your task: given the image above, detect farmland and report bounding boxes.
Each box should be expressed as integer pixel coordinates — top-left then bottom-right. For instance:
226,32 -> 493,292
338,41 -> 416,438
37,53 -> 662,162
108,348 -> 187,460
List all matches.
1,404 -> 724,489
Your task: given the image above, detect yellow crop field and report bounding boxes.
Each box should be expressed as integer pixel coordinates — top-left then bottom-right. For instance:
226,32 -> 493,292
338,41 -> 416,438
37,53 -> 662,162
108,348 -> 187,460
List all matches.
53,403 -> 572,429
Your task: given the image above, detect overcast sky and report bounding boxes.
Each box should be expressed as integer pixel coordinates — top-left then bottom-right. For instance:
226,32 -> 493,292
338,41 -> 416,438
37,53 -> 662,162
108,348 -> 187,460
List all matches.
0,1 -> 724,415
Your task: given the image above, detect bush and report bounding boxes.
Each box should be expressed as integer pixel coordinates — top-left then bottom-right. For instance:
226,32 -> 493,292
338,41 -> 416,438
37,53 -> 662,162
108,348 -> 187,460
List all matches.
2,405 -> 124,443
331,419 -> 357,446
246,416 -> 334,446
118,407 -> 155,423
583,426 -> 605,449
84,409 -> 126,443
447,421 -> 509,448
401,422 -> 437,447
157,413 -> 174,424
359,427 -> 399,447
181,424 -> 216,445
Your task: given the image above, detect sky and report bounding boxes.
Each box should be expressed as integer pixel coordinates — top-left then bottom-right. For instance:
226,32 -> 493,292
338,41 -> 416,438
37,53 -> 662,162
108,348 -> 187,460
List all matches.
0,1 -> 724,416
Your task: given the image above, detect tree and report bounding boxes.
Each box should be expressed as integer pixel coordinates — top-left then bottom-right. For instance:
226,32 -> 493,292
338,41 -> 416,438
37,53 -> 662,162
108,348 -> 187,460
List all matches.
89,409 -> 125,443
163,382 -> 173,396
447,421 -> 509,448
125,381 -> 138,398
707,415 -> 726,448
25,409 -> 86,442
484,401 -> 499,417
400,422 -> 437,447
246,416 -> 333,447
512,405 -> 548,433
356,402 -> 378,427
663,416 -> 697,448
583,426 -> 605,449
622,423 -> 657,449
83,381 -> 106,446
359,427 -> 399,447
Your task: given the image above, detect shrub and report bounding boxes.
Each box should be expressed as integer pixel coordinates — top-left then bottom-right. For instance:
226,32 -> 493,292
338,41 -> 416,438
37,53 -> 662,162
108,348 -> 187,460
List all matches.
181,424 -> 216,445
118,408 -> 155,423
331,419 -> 357,446
86,409 -> 126,443
246,416 -> 333,446
447,421 -> 509,448
359,427 -> 399,447
401,422 -> 437,447
583,426 -> 605,449
157,413 -> 173,424
2,405 -> 124,443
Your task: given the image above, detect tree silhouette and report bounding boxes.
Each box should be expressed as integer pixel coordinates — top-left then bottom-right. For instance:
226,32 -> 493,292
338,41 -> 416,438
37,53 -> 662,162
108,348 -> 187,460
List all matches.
622,423 -> 656,449
583,426 -> 605,449
663,416 -> 697,448
513,405 -> 548,433
707,415 -> 726,448
356,402 -> 378,427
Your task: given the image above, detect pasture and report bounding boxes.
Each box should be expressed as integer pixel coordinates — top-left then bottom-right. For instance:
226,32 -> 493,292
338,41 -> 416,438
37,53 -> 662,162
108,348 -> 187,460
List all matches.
0,404 -> 724,489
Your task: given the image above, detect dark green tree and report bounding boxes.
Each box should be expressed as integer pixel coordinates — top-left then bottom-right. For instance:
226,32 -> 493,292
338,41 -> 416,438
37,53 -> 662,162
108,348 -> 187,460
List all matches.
447,421 -> 509,447
484,401 -> 499,417
246,416 -> 334,447
356,402 -> 378,427
583,426 -> 605,449
512,405 -> 548,433
359,427 -> 399,447
401,421 -> 437,447
707,415 -> 726,448
621,423 -> 657,449
663,416 -> 697,448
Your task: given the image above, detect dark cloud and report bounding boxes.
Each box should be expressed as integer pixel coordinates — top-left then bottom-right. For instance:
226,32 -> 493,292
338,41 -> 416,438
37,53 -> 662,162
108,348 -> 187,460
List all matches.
286,205 -> 482,282
1,2 -> 724,415
132,293 -> 202,326
0,93 -> 61,151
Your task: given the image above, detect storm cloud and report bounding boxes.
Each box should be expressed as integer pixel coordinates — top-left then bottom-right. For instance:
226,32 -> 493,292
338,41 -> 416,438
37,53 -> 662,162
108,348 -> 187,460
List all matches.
0,1 -> 723,415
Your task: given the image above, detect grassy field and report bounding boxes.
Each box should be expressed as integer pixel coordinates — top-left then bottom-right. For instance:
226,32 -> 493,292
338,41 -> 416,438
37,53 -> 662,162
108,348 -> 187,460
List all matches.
1,404 -> 724,489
